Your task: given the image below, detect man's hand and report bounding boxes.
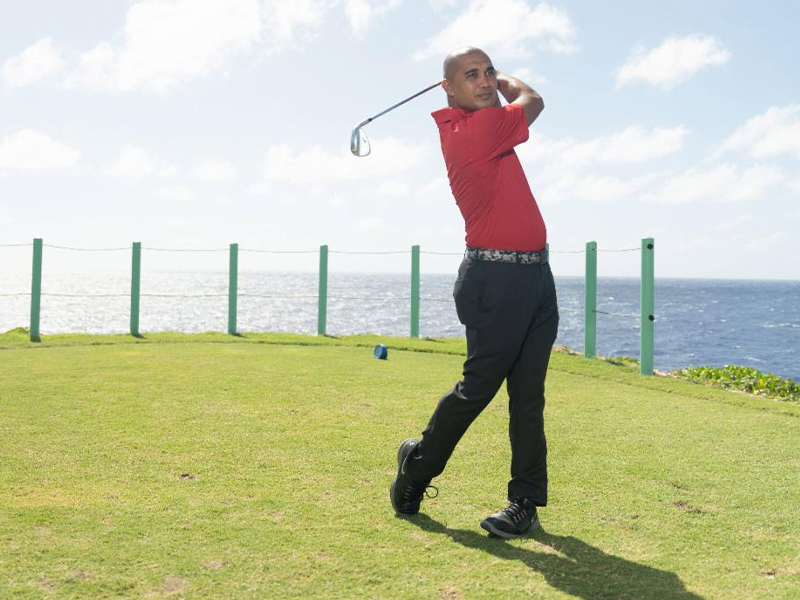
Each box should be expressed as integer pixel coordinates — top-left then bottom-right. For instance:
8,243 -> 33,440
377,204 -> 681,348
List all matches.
496,72 -> 544,126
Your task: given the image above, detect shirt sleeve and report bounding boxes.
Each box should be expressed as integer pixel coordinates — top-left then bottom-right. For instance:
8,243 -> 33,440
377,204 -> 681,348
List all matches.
468,103 -> 529,160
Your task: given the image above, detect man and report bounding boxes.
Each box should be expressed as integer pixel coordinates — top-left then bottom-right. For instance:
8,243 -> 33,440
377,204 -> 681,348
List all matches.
390,47 -> 559,539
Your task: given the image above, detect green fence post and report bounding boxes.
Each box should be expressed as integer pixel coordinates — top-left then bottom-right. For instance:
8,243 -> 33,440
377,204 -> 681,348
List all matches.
30,238 -> 43,342
228,243 -> 238,335
640,237 -> 655,375
317,245 -> 328,336
584,241 -> 597,358
411,245 -> 420,338
130,242 -> 141,337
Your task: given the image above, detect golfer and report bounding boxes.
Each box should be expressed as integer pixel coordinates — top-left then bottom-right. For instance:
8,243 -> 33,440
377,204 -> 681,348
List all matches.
390,47 -> 559,539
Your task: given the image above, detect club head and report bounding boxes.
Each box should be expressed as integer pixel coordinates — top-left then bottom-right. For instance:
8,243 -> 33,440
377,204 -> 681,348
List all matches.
350,126 -> 371,157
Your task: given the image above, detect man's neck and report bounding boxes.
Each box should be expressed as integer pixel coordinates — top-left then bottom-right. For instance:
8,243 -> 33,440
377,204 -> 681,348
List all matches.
447,98 -> 472,111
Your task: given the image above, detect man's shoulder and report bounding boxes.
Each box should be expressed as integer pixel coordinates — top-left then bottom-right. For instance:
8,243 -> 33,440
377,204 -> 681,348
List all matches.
432,107 -> 465,124
432,104 -> 523,126
471,103 -> 524,123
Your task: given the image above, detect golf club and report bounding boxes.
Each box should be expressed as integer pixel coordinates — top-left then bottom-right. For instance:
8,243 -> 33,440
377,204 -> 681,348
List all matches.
350,81 -> 442,157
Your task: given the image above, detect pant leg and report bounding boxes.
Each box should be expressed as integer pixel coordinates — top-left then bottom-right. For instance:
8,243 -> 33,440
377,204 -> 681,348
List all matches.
405,259 -> 536,482
506,263 -> 559,504
406,326 -> 508,481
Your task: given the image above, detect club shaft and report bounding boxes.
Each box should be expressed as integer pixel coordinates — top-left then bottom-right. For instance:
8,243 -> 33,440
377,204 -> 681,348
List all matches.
361,81 -> 441,127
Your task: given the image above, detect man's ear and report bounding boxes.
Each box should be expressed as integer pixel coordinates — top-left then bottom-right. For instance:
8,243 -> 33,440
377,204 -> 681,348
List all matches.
441,79 -> 455,97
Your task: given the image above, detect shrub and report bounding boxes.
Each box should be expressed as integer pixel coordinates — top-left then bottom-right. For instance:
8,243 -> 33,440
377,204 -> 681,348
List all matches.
675,365 -> 800,402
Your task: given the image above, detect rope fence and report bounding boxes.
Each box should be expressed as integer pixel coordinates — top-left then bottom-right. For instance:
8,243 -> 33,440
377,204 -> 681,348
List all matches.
1,238 -> 656,374
3,242 -> 645,254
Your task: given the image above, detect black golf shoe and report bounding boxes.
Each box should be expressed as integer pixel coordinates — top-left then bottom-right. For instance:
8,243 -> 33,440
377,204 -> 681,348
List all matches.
390,438 -> 437,515
479,497 -> 540,539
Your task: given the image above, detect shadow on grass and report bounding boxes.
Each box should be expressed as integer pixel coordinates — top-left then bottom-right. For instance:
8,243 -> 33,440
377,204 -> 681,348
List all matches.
407,514 -> 704,600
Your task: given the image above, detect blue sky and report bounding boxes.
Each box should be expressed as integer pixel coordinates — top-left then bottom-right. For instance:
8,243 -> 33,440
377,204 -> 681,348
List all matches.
1,0 -> 799,279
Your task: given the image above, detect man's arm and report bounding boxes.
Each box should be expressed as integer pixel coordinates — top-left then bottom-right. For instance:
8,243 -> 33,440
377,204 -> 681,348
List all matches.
496,72 -> 544,126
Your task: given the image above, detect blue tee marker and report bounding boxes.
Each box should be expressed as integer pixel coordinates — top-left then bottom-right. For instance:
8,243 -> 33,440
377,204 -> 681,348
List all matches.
374,344 -> 388,360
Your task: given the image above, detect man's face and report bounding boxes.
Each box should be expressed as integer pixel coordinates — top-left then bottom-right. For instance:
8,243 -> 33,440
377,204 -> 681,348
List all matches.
443,51 -> 498,111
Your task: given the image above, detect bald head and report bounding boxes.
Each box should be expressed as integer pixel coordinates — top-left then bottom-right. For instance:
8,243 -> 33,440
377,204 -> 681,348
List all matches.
443,46 -> 490,82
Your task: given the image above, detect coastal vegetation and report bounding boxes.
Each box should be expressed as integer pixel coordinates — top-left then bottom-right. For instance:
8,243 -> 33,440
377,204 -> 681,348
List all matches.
675,365 -> 800,403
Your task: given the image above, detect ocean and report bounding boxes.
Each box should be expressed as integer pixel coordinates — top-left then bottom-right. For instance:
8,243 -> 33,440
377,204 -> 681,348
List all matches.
1,271 -> 798,381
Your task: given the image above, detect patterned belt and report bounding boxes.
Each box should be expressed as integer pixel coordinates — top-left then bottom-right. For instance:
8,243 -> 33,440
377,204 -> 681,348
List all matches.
464,246 -> 548,265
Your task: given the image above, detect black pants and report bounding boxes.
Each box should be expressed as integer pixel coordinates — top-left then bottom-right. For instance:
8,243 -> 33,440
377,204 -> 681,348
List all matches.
405,257 -> 559,505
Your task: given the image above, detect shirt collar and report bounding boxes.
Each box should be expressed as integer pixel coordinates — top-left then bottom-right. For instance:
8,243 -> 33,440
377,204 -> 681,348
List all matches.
431,106 -> 470,124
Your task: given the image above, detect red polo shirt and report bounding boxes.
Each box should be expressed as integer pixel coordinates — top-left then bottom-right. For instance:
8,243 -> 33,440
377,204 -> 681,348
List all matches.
432,103 -> 546,252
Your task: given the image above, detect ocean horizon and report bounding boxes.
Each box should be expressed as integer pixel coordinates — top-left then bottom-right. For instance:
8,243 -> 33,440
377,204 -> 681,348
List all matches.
2,271 -> 798,382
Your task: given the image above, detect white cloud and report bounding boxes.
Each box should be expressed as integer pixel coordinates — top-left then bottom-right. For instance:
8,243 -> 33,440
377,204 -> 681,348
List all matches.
516,125 -> 689,204
642,164 -> 785,204
744,231 -> 790,253
246,181 -> 273,196
519,125 -> 689,166
414,0 -> 577,62
1,38 -> 64,89
510,67 -> 548,86
65,0 -> 325,93
415,176 -> 451,206
538,172 -> 655,204
521,124 -> 790,206
719,104 -> 800,159
344,0 -> 401,37
358,217 -> 385,232
153,185 -> 193,203
259,137 -> 430,183
616,34 -> 730,89
375,180 -> 411,197
429,0 -> 460,9
105,145 -> 176,178
266,1 -> 326,48
710,214 -> 752,233
194,160 -> 237,182
0,130 -> 81,171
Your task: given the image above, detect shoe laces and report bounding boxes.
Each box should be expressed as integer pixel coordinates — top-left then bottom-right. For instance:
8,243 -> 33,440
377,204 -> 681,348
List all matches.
502,500 -> 529,524
401,481 -> 439,505
423,485 -> 439,499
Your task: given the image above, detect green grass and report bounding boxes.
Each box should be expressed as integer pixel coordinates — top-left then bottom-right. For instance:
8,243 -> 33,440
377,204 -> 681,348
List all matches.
1,333 -> 799,599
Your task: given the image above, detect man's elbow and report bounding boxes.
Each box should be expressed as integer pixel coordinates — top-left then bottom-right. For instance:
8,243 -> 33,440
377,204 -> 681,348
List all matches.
526,96 -> 544,125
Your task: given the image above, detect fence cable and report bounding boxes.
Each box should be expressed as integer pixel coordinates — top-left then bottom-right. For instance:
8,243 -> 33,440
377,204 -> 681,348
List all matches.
3,292 -> 458,303
2,243 -> 645,254
40,293 -> 129,298
142,246 -> 228,253
594,309 -> 640,318
3,292 -> 642,315
241,249 -> 318,254
44,244 -> 129,252
239,294 -> 318,299
329,250 -> 409,255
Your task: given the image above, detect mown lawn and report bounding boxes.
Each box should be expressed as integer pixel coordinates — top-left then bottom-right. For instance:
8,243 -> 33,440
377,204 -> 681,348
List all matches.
1,332 -> 799,599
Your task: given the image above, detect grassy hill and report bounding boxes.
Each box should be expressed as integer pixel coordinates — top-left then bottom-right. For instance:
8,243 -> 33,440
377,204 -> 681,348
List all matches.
1,332 -> 799,599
